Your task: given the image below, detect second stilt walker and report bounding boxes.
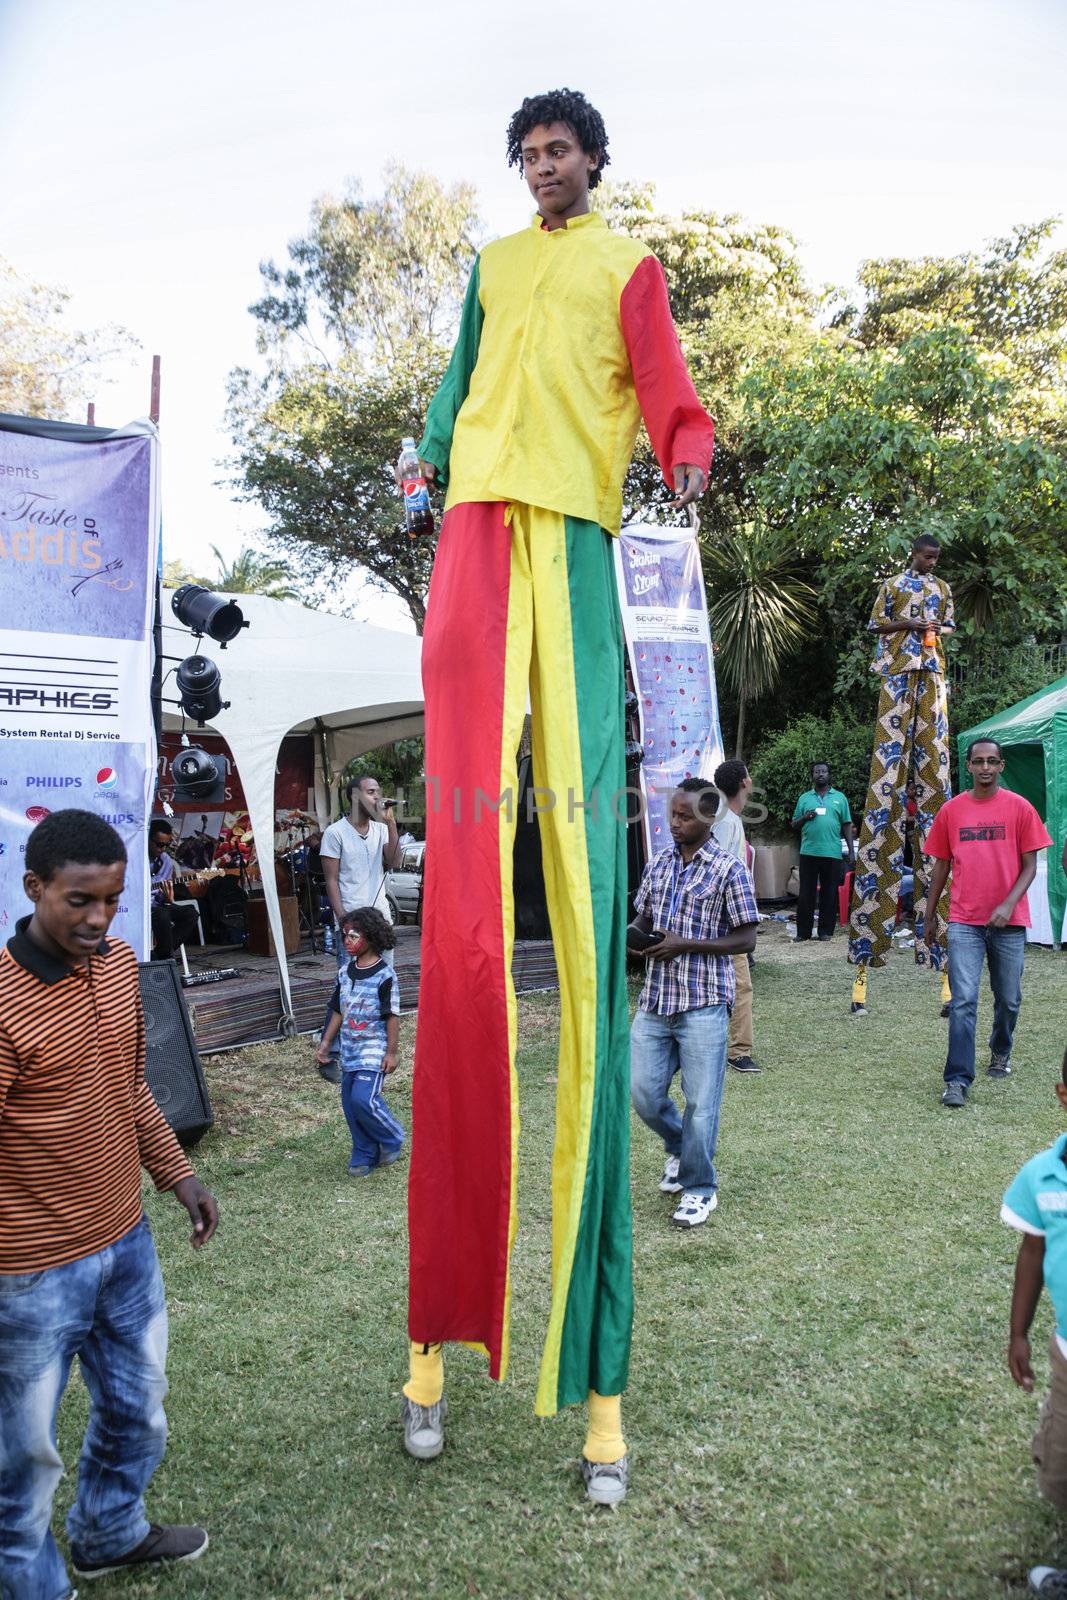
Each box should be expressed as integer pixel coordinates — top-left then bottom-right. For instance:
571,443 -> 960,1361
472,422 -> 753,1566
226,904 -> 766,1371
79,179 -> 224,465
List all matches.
401,89 -> 714,1504
847,533 -> 955,1014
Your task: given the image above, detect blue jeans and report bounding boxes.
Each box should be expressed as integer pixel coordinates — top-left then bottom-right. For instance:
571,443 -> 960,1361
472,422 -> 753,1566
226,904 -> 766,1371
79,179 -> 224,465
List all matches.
945,922 -> 1026,1086
630,1004 -> 729,1197
320,930 -> 394,1059
0,1216 -> 168,1600
341,1070 -> 405,1170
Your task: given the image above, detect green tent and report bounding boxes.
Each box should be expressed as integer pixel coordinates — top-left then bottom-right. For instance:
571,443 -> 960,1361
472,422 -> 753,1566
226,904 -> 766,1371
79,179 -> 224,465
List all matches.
958,674 -> 1067,945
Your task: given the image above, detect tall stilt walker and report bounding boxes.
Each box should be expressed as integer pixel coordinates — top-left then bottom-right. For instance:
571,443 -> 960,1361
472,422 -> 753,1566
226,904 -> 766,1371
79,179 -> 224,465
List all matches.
848,534 -> 955,1014
401,89 -> 714,1504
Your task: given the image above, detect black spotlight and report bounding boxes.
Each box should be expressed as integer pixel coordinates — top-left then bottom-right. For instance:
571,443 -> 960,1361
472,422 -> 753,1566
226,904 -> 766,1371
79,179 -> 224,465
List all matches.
176,655 -> 228,725
171,585 -> 248,645
171,746 -> 225,804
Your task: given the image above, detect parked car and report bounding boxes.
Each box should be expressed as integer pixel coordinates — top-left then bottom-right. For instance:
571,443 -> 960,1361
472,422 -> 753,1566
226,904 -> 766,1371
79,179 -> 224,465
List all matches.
385,841 -> 425,925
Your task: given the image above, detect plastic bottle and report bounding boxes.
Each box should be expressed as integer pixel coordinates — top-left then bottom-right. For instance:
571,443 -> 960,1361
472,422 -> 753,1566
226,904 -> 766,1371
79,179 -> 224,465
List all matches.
398,437 -> 434,537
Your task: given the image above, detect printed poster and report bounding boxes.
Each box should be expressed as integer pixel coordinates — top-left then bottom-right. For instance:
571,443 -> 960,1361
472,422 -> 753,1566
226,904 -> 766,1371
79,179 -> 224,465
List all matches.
0,417 -> 160,956
614,522 -> 724,855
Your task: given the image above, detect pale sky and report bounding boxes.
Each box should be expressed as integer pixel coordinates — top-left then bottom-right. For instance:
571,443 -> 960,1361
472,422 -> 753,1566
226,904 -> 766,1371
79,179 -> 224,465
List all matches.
2,0 -> 1064,632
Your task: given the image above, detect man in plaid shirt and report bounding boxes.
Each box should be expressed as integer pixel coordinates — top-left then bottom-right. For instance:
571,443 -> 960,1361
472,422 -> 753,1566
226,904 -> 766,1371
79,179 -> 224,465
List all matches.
630,778 -> 759,1228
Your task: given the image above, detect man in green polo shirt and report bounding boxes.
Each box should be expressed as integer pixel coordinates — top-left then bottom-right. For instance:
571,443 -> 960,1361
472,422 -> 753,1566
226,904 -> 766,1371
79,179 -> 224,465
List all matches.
792,762 -> 855,941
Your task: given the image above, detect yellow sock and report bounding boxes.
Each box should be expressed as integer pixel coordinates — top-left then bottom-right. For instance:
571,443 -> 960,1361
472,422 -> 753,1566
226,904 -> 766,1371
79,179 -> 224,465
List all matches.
851,964 -> 868,1007
940,971 -> 952,1004
404,1341 -> 444,1406
582,1391 -> 626,1464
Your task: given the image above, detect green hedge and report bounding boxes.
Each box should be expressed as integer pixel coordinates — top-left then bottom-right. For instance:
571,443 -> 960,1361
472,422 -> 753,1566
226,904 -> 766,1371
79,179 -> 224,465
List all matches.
747,711 -> 873,836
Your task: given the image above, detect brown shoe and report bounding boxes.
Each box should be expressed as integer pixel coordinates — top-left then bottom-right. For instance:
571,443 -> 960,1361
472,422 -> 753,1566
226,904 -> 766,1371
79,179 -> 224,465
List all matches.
72,1524 -> 208,1580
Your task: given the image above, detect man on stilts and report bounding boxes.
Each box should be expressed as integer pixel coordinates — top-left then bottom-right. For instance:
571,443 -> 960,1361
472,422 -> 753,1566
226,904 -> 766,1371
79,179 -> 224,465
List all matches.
401,89 -> 714,1503
848,533 -> 955,1015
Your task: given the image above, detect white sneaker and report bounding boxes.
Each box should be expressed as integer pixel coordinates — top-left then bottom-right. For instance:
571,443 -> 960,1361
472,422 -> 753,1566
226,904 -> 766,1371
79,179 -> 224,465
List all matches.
581,1454 -> 629,1505
659,1155 -> 682,1193
671,1191 -> 718,1228
401,1395 -> 446,1460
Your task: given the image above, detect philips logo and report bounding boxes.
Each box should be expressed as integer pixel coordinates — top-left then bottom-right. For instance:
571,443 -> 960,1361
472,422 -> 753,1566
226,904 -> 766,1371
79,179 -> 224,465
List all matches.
101,813 -> 136,826
27,776 -> 82,789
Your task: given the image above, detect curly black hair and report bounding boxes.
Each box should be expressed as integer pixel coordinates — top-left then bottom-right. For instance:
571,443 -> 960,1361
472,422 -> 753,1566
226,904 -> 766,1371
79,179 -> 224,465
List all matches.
340,905 -> 396,953
713,759 -> 749,800
25,809 -> 127,882
674,776 -> 719,819
505,89 -> 610,190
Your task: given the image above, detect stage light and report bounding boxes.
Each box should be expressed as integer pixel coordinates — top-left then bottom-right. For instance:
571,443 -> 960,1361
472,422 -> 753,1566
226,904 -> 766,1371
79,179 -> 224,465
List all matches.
171,746 -> 225,804
171,585 -> 248,645
176,655 -> 228,725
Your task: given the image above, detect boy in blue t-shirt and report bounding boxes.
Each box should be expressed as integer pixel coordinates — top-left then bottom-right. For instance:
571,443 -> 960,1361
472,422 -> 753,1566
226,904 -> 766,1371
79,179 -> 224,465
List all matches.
315,907 -> 403,1176
1002,1046 -> 1067,1598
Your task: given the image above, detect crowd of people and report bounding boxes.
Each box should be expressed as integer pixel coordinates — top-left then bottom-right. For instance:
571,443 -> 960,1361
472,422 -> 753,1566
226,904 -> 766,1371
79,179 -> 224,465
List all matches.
1,82 -> 1064,1600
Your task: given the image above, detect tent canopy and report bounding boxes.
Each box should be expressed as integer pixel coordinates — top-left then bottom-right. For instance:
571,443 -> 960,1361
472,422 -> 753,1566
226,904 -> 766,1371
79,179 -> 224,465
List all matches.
162,589 -> 423,1022
959,673 -> 1067,942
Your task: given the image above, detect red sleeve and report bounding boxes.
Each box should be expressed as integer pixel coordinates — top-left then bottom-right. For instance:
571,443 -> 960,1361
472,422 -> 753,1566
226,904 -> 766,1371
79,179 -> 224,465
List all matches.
1019,798 -> 1053,853
619,254 -> 714,489
925,806 -> 952,861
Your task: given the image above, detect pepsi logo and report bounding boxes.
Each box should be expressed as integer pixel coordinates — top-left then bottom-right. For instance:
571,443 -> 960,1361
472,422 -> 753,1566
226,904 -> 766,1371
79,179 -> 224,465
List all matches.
96,768 -> 118,790
26,805 -> 50,823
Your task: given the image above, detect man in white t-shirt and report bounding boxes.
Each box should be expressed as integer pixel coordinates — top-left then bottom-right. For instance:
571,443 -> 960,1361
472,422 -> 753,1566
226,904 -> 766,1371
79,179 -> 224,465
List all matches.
712,759 -> 760,1074
317,775 -> 401,1077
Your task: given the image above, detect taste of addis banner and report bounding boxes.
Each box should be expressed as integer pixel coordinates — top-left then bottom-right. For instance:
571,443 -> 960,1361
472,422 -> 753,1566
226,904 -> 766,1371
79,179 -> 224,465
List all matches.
0,414 -> 160,957
613,522 -> 724,856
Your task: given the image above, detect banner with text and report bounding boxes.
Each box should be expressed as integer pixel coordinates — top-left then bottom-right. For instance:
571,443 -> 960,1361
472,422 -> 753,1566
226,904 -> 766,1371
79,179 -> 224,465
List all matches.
614,522 -> 724,856
0,416 -> 160,955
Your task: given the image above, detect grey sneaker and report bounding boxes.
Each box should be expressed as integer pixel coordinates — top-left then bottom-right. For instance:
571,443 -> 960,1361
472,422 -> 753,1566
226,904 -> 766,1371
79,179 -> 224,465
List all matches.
1029,1567 -> 1067,1598
987,1053 -> 1012,1079
729,1055 -> 761,1074
659,1155 -> 682,1193
72,1525 -> 207,1579
401,1395 -> 446,1460
581,1454 -> 628,1506
941,1081 -> 967,1108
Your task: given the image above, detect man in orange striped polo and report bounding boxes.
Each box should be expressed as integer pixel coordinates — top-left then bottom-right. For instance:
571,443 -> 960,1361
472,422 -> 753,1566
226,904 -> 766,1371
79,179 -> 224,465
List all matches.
0,810 -> 219,1600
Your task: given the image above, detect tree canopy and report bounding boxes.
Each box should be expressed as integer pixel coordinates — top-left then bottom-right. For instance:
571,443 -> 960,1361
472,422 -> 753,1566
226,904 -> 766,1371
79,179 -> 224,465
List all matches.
0,257 -> 136,421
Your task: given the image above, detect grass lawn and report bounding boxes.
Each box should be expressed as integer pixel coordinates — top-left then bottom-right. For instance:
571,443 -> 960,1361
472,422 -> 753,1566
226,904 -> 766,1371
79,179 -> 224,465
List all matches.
53,925 -> 1067,1600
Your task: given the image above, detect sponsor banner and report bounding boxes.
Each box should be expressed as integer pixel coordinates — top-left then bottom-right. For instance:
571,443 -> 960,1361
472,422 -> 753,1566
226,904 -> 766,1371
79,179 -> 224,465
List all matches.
613,522 -> 724,856
0,421 -> 159,954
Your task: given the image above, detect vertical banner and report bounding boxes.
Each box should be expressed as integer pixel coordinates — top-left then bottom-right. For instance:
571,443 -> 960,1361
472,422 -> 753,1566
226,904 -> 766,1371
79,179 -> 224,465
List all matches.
614,522 -> 724,855
0,417 -> 160,956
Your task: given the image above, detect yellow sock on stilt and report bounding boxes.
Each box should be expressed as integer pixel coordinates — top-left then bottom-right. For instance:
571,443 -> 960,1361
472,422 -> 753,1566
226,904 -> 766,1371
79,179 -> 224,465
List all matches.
940,971 -> 952,1005
583,1391 -> 626,1464
404,1342 -> 444,1407
851,964 -> 868,1009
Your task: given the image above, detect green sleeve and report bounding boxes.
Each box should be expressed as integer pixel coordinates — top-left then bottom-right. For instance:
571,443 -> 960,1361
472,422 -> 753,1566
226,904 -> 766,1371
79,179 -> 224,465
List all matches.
791,794 -> 806,823
417,257 -> 484,490
839,793 -> 852,825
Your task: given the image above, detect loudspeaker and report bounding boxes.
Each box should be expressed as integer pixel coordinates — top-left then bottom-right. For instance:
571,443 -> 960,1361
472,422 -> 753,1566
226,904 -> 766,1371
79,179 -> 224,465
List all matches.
137,960 -> 214,1146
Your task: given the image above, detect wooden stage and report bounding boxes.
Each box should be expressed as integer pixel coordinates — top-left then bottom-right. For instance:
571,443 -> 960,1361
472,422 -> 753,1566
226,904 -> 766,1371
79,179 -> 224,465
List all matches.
180,928 -> 559,1054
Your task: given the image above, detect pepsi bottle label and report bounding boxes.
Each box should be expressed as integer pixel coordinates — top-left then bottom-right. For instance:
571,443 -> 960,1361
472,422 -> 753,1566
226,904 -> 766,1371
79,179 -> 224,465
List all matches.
403,479 -> 430,513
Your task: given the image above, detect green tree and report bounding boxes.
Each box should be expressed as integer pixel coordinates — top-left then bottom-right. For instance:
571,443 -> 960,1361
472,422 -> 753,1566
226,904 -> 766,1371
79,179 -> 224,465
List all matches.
702,521 -> 817,758
206,544 -> 301,600
162,557 -> 208,589
227,168 -> 480,631
744,325 -> 1067,697
0,256 -> 137,421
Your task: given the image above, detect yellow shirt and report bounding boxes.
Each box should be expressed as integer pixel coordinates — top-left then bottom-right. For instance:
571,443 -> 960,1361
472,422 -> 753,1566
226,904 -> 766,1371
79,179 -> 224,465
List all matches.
419,213 -> 713,535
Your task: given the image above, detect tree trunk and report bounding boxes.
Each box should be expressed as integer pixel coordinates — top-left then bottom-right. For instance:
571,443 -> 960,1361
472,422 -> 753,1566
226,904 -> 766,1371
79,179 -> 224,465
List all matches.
734,695 -> 746,760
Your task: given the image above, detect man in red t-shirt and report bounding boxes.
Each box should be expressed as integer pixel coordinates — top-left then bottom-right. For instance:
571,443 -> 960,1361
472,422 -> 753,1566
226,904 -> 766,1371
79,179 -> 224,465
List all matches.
925,738 -> 1052,1105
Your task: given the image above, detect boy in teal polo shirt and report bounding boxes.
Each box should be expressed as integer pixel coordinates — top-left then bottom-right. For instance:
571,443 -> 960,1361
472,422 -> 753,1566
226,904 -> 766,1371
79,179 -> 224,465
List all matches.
791,761 -> 854,941
1003,1047 -> 1067,1598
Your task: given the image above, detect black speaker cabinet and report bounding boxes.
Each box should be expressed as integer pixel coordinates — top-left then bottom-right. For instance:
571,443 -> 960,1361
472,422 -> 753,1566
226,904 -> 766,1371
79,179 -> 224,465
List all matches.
137,961 -> 214,1146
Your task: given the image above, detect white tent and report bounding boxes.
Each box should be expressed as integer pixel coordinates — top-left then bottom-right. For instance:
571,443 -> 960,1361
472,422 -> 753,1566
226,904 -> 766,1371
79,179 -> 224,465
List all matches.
161,590 -> 423,1027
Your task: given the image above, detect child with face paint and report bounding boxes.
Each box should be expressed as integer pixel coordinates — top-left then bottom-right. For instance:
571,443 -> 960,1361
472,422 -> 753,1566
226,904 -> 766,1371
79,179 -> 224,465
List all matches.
316,906 -> 403,1175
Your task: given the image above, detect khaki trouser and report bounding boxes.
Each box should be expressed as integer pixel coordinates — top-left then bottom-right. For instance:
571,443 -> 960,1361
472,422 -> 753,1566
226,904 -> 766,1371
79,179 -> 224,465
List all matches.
1033,1334 -> 1067,1510
729,954 -> 753,1060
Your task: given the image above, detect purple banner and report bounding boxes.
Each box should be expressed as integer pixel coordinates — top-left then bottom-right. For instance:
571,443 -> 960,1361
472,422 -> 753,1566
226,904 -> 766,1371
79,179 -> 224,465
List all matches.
614,524 -> 724,854
0,421 -> 158,956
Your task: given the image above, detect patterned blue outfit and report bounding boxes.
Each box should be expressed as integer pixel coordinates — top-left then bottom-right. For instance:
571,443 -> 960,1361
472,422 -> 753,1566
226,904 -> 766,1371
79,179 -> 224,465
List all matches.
329,958 -> 403,1172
